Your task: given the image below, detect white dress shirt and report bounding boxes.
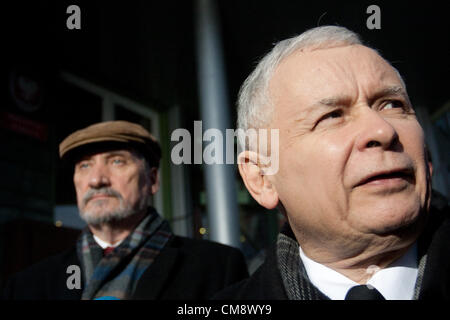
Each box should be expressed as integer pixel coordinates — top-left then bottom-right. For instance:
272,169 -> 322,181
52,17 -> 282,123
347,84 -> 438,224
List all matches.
93,235 -> 124,249
299,243 -> 418,300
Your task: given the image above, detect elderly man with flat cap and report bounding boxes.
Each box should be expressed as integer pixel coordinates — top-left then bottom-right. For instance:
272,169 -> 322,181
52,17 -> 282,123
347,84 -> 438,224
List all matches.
3,120 -> 248,300
214,26 -> 450,300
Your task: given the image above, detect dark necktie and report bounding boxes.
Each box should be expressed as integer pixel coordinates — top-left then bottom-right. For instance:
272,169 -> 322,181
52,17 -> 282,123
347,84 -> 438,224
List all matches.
103,246 -> 115,256
345,285 -> 386,300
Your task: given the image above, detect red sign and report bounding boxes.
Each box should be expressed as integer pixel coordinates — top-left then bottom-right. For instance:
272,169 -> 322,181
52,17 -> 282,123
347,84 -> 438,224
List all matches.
0,111 -> 48,142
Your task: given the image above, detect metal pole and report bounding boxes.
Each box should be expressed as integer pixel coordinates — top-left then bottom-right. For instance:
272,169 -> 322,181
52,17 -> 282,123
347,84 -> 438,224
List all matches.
195,0 -> 241,248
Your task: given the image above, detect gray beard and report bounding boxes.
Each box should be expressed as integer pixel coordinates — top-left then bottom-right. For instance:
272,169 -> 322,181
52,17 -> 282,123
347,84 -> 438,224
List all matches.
79,187 -> 149,226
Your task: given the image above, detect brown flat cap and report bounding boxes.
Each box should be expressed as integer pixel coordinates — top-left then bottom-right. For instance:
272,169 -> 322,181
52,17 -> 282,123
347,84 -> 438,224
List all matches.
59,121 -> 161,167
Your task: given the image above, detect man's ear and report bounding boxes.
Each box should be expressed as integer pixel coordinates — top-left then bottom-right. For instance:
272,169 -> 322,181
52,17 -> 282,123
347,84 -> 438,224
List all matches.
149,167 -> 160,195
238,151 -> 279,209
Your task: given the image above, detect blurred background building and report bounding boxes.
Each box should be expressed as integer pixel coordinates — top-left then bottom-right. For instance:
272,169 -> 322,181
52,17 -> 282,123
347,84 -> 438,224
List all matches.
1,0 -> 449,284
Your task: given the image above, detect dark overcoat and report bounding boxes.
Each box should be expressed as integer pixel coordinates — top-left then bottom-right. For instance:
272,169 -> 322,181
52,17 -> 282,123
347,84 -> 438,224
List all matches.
2,235 -> 249,300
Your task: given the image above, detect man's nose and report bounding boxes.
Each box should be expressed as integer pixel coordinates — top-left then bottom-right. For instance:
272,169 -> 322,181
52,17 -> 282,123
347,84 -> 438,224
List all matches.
88,164 -> 111,188
355,108 -> 399,151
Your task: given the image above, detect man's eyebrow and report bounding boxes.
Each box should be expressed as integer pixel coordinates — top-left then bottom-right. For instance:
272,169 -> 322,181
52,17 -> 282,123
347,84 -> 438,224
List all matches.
295,86 -> 409,123
105,151 -> 130,158
75,152 -> 126,164
76,155 -> 93,163
294,95 -> 350,123
317,96 -> 352,107
369,86 -> 408,102
316,86 -> 408,107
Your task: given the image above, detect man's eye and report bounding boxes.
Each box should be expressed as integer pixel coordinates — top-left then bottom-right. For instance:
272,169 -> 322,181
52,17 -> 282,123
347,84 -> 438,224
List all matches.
112,159 -> 125,165
382,100 -> 404,110
78,162 -> 90,169
315,110 -> 343,128
323,110 -> 343,119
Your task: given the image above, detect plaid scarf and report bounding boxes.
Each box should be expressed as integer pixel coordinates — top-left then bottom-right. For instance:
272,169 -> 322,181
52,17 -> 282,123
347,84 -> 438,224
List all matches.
76,207 -> 172,300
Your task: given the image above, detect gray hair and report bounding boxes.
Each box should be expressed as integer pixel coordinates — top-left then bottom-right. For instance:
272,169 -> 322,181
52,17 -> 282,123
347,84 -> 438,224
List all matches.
237,26 -> 364,149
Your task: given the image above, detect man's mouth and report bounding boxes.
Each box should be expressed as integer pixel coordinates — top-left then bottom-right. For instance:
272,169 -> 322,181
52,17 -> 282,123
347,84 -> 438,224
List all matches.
355,168 -> 415,188
84,193 -> 117,206
89,194 -> 112,200
82,188 -> 123,207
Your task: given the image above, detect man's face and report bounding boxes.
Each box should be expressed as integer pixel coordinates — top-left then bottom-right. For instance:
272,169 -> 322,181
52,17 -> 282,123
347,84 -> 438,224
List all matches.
267,45 -> 429,253
73,149 -> 153,225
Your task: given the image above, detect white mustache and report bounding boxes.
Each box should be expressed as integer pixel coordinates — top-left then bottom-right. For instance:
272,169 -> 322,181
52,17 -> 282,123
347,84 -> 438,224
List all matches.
82,187 -> 123,206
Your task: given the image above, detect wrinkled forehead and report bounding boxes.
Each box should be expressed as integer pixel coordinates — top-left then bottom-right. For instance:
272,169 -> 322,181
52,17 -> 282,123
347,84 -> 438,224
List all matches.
72,142 -> 145,165
269,45 -> 405,105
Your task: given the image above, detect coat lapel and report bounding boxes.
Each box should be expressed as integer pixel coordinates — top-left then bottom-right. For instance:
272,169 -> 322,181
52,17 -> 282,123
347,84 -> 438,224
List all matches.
417,215 -> 450,299
47,248 -> 83,299
131,246 -> 179,299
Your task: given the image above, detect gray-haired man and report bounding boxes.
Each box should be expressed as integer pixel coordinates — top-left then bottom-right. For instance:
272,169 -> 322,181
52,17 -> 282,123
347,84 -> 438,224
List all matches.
215,26 -> 449,300
3,121 -> 249,300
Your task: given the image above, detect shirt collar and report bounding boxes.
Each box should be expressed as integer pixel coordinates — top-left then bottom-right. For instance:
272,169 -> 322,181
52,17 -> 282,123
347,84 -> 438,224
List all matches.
299,243 -> 418,300
93,234 -> 124,249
